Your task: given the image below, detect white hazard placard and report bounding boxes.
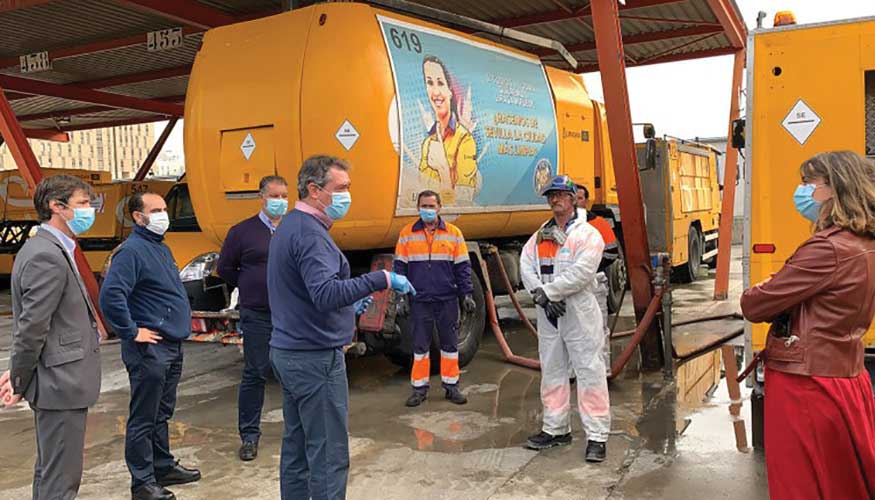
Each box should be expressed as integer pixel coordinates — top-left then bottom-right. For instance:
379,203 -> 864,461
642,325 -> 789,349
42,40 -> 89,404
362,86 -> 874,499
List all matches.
240,133 -> 256,160
782,99 -> 821,145
335,120 -> 360,151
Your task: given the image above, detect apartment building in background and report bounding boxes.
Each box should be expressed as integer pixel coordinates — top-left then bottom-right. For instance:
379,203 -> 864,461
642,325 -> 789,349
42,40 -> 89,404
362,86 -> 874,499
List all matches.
0,123 -> 155,180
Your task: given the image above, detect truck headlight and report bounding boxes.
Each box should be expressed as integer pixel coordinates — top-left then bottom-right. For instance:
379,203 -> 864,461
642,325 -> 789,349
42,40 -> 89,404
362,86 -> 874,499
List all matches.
180,252 -> 219,282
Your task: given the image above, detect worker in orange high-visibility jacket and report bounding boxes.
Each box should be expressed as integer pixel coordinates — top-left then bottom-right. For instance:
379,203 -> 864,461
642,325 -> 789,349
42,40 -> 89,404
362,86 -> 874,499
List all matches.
575,184 -> 620,375
394,189 -> 475,408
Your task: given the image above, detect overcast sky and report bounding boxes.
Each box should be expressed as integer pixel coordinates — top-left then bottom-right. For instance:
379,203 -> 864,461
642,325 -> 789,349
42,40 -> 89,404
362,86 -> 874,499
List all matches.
153,1 -> 873,157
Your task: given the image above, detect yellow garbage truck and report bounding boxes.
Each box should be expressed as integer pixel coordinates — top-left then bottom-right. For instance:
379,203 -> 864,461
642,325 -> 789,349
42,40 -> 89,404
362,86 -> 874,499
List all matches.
176,2 -> 721,365
741,14 -> 875,445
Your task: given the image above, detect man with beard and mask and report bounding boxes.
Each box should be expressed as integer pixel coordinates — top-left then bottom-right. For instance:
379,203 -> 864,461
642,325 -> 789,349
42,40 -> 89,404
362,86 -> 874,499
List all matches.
267,155 -> 415,500
520,175 -> 610,463
100,192 -> 199,500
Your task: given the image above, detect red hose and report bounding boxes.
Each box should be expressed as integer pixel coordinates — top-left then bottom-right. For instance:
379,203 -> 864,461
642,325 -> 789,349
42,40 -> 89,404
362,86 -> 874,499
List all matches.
489,247 -> 539,339
484,284 -> 541,369
608,288 -> 664,379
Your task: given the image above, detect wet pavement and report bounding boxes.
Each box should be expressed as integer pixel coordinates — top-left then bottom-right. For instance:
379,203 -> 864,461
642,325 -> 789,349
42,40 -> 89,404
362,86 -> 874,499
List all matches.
0,247 -> 768,499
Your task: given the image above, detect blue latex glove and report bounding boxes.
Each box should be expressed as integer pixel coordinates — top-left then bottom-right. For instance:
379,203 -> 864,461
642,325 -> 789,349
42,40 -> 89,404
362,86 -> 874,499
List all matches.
354,296 -> 373,316
388,272 -> 417,296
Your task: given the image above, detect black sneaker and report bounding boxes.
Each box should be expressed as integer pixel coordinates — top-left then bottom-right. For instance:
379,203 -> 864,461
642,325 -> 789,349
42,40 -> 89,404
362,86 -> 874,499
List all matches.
444,387 -> 468,405
405,390 -> 428,407
525,431 -> 572,450
132,482 -> 175,500
239,441 -> 258,461
585,440 -> 607,463
155,461 -> 201,487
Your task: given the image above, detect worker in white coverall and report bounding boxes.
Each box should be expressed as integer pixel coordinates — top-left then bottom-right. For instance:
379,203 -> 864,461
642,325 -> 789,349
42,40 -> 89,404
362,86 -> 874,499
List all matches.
520,175 -> 610,463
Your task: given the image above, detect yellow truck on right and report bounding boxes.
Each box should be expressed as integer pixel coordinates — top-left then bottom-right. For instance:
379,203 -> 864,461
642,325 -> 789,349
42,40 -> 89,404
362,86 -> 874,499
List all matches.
743,15 -> 875,443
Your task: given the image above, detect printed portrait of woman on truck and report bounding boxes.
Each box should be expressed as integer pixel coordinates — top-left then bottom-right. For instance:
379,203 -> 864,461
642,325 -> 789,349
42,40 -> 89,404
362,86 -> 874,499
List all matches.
418,55 -> 481,206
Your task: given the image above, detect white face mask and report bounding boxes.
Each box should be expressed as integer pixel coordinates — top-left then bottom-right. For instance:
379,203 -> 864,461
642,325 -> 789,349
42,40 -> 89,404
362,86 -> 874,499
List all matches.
144,212 -> 170,235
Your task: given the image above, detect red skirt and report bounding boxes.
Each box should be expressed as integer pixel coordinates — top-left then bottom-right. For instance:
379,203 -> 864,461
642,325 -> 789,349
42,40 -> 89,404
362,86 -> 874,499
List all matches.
765,367 -> 875,500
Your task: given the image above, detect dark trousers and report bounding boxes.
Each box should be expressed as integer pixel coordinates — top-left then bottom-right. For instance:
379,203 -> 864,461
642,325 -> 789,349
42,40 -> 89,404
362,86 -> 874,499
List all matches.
411,298 -> 460,391
31,407 -> 88,500
270,347 -> 349,500
238,307 -> 272,444
121,339 -> 183,489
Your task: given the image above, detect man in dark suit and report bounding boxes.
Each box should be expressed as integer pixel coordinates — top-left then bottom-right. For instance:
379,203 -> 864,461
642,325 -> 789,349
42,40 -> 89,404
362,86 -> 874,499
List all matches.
1,175 -> 102,500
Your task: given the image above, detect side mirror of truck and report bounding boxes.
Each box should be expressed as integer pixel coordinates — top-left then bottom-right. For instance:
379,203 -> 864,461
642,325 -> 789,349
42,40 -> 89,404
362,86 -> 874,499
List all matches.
640,138 -> 657,171
731,118 -> 745,149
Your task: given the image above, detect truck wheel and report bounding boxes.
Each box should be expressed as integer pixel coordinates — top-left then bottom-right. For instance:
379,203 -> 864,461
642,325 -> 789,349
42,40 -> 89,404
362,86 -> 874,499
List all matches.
676,227 -> 702,283
386,276 -> 486,373
606,246 -> 626,314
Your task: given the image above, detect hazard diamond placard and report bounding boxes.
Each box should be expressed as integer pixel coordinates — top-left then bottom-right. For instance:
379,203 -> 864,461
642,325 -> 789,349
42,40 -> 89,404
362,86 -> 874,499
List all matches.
782,99 -> 821,145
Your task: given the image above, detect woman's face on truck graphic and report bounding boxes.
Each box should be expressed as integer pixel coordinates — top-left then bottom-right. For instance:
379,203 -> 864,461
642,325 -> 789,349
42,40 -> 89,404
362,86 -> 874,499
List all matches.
423,60 -> 452,121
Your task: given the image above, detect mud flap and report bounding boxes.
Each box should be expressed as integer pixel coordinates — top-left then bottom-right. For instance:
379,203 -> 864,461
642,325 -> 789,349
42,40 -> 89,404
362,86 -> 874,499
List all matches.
358,253 -> 394,333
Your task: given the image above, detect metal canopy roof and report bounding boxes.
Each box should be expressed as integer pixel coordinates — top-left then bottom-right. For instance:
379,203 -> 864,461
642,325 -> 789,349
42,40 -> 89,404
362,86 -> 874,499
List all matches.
0,0 -> 745,135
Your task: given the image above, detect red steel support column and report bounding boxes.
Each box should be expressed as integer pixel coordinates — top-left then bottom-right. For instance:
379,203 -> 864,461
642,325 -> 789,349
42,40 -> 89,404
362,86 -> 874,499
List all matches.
591,0 -> 662,370
713,49 -> 745,300
134,117 -> 177,181
0,85 -> 108,338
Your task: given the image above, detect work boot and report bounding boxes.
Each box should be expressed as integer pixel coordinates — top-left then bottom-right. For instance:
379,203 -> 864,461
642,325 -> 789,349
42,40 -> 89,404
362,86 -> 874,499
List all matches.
239,441 -> 258,461
525,431 -> 572,450
585,440 -> 607,463
156,460 -> 201,487
132,483 -> 175,500
405,390 -> 428,407
444,386 -> 468,405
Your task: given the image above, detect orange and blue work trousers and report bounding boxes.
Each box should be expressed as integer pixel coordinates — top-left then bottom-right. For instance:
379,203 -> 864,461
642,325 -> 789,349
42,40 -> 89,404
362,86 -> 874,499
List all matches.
410,299 -> 461,393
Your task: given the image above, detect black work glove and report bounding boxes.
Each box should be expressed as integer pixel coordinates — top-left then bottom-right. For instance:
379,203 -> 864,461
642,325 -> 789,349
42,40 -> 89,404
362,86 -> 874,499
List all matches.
545,300 -> 567,319
532,287 -> 550,308
461,294 -> 477,314
396,295 -> 410,317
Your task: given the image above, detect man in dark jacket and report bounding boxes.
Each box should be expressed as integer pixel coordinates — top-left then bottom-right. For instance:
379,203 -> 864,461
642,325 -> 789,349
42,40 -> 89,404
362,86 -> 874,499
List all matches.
217,175 -> 288,461
100,192 -> 200,500
268,155 -> 414,500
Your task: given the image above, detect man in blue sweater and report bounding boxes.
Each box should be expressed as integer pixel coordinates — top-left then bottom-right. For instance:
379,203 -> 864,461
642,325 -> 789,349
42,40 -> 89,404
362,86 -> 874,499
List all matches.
268,155 -> 415,500
217,175 -> 288,462
100,192 -> 200,500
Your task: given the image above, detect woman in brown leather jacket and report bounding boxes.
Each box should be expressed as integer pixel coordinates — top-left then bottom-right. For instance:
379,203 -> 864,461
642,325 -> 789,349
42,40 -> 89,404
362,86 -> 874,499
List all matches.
741,151 -> 875,500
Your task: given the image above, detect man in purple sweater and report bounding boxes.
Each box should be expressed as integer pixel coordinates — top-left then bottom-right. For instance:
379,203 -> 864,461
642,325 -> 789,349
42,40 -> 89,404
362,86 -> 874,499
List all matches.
267,156 -> 415,500
217,175 -> 289,462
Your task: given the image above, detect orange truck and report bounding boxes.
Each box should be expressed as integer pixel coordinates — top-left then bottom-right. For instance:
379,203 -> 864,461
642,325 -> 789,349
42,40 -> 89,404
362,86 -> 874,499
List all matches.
0,168 -> 174,281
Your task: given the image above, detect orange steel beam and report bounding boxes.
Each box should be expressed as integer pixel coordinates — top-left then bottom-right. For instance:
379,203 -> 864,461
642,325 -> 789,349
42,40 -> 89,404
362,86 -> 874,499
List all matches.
713,49 -> 745,300
0,73 -> 184,116
134,117 -> 176,181
0,83 -> 108,337
0,27 -> 204,70
706,0 -> 746,49
591,0 -> 661,371
22,127 -> 69,141
114,0 -> 235,29
532,24 -> 723,56
16,94 -> 186,123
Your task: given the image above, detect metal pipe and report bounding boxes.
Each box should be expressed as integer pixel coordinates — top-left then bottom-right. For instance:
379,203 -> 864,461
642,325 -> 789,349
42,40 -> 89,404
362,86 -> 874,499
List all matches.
134,117 -> 177,181
363,0 -> 579,69
488,246 -> 539,339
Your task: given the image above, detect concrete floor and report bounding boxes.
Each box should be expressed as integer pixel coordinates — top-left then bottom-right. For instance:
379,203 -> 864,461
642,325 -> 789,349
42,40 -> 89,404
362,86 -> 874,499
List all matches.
0,247 -> 768,499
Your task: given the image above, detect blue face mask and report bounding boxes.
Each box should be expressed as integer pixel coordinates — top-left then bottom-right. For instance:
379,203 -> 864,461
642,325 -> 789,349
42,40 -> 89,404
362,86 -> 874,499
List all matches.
323,191 -> 351,220
265,198 -> 288,219
419,208 -> 437,223
64,206 -> 96,235
793,183 -> 823,222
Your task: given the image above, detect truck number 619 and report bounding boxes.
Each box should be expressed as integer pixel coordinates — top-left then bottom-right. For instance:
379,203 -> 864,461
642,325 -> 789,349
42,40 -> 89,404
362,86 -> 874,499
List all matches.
389,28 -> 422,54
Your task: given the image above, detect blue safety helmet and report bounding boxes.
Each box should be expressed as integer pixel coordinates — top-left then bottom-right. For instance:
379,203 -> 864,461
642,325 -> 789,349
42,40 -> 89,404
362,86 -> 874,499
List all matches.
539,175 -> 578,196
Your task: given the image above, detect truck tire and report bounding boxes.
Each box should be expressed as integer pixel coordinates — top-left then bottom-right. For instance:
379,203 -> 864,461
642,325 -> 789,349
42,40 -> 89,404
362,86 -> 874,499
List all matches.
676,227 -> 702,283
387,276 -> 486,373
606,246 -> 626,314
